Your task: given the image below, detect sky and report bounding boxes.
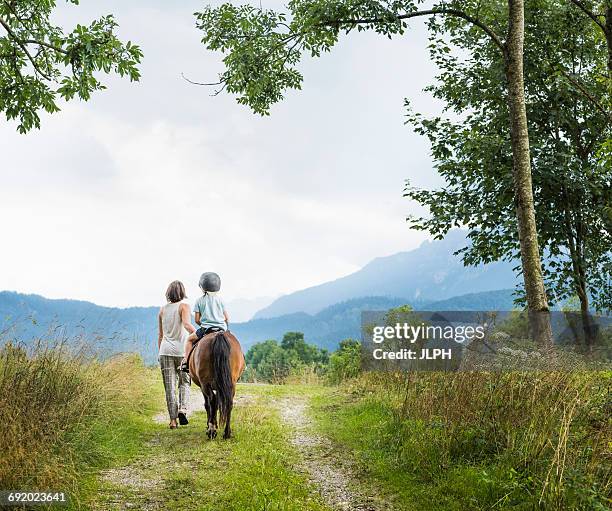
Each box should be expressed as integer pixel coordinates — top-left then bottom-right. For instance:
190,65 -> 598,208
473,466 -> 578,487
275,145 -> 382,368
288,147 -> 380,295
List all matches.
0,0 -> 445,310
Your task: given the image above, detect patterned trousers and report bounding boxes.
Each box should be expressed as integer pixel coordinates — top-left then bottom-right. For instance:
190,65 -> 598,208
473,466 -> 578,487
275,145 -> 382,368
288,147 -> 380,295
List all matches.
159,355 -> 190,420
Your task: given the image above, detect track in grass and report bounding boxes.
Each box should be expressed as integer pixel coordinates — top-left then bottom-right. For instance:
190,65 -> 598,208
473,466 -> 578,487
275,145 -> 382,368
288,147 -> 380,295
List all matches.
278,396 -> 388,511
92,384 -> 329,511
89,383 -> 394,511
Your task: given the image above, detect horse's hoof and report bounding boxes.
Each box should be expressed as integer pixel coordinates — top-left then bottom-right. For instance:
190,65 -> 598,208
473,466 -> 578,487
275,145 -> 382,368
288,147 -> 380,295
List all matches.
223,433 -> 231,440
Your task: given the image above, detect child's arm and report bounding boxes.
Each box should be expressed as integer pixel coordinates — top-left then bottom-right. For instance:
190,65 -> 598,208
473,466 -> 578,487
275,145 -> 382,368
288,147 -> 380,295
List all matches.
223,310 -> 230,326
193,298 -> 201,325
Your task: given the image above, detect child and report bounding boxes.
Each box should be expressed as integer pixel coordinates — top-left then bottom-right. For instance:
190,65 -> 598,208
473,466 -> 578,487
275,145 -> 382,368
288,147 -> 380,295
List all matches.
180,272 -> 229,372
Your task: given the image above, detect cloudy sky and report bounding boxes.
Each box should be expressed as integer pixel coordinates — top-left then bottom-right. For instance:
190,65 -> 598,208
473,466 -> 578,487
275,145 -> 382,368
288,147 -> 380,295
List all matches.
0,0 -> 444,311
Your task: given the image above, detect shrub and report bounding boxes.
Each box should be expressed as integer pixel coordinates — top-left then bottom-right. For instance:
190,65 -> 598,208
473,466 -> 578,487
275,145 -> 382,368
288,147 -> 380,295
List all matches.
0,339 -> 155,495
327,339 -> 361,384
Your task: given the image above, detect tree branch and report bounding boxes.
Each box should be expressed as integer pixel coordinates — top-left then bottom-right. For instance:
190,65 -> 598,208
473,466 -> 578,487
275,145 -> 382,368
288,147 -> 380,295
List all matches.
330,7 -> 505,52
0,15 -> 51,79
559,67 -> 612,121
566,0 -> 606,32
180,72 -> 223,86
22,38 -> 69,55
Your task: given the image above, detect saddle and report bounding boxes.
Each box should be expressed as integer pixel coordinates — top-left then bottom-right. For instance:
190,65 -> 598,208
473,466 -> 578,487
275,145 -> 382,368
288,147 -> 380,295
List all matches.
185,326 -> 224,369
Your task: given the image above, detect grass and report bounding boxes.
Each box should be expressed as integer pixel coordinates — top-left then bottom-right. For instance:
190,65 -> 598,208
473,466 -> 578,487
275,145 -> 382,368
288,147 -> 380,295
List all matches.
93,383 -> 330,511
4,335 -> 609,511
0,340 -> 160,509
311,371 -> 612,510
0,338 -> 331,510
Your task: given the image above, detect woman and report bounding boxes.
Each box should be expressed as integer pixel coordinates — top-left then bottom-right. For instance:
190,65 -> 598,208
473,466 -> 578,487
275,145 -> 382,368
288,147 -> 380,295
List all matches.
158,280 -> 195,429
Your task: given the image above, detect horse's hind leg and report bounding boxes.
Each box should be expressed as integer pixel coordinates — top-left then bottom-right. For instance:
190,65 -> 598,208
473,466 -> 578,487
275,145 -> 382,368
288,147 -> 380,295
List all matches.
208,387 -> 219,439
202,389 -> 212,439
223,386 -> 235,439
203,385 -> 217,440
202,388 -> 210,418
223,402 -> 233,439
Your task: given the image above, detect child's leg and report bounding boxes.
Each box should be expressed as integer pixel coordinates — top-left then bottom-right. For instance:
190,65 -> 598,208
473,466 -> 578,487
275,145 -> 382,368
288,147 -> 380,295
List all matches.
181,331 -> 201,372
184,338 -> 193,360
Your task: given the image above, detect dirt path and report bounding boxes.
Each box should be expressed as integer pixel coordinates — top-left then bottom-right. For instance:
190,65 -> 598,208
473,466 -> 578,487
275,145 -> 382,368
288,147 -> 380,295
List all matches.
92,385 -> 389,511
96,389 -> 257,511
278,397 -> 388,511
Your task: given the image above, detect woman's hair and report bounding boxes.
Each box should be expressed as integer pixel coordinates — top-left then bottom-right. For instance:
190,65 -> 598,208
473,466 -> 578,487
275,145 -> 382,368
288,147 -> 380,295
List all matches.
165,280 -> 186,303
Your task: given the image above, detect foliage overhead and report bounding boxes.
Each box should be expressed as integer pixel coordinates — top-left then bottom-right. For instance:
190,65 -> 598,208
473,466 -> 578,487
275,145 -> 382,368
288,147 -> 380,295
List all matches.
0,0 -> 142,133
194,0 -> 507,115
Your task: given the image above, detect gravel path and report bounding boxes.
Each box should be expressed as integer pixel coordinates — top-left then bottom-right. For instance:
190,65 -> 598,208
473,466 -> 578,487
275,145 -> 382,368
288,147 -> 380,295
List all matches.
96,388 -> 389,511
278,397 -> 387,511
97,389 -> 257,511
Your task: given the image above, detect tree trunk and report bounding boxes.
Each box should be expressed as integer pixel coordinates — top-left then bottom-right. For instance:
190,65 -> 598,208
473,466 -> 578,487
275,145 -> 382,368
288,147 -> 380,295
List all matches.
504,0 -> 553,346
562,186 -> 595,351
575,211 -> 596,351
577,282 -> 595,352
606,6 -> 612,77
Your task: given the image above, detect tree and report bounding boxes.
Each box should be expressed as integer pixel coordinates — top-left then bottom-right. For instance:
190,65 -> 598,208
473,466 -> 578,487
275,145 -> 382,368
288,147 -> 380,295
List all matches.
244,333 -> 329,383
281,331 -> 326,364
404,0 -> 610,348
245,339 -> 295,382
194,0 -> 554,344
280,331 -> 306,352
0,0 -> 142,133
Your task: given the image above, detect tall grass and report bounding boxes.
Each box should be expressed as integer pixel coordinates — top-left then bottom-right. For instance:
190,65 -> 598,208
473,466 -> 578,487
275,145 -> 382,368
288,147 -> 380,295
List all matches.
320,363 -> 611,509
0,339 -> 157,499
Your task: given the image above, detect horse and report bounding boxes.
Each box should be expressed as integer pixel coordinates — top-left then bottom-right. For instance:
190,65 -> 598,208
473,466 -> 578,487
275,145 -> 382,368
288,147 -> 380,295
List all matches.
189,330 -> 245,439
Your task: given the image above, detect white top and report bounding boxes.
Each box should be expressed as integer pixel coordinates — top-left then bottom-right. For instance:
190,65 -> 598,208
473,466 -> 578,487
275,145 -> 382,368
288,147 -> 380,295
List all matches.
159,301 -> 187,357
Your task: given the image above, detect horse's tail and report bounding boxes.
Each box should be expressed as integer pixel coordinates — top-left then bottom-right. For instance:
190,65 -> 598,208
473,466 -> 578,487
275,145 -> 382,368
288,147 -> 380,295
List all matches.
212,332 -> 233,425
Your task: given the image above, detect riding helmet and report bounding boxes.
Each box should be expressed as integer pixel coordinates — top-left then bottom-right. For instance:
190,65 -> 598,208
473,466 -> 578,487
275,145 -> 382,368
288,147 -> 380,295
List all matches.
199,272 -> 221,292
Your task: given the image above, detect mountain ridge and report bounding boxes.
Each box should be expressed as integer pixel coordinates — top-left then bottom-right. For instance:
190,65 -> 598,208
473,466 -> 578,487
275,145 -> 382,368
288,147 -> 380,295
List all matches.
254,230 -> 518,319
0,289 -> 517,361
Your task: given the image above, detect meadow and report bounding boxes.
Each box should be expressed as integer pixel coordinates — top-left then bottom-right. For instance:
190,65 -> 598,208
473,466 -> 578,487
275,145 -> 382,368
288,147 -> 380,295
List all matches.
0,334 -> 609,510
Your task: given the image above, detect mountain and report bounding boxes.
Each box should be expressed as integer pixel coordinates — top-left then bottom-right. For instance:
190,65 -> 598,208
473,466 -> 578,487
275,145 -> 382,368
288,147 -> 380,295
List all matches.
233,296 -> 410,351
254,230 -> 519,319
0,230 -> 522,362
0,290 -> 158,362
233,290 -> 517,351
0,289 -> 517,360
424,289 -> 519,311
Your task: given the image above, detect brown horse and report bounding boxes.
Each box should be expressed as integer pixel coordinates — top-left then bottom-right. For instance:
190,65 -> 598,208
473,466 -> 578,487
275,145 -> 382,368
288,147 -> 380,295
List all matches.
189,330 -> 245,439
